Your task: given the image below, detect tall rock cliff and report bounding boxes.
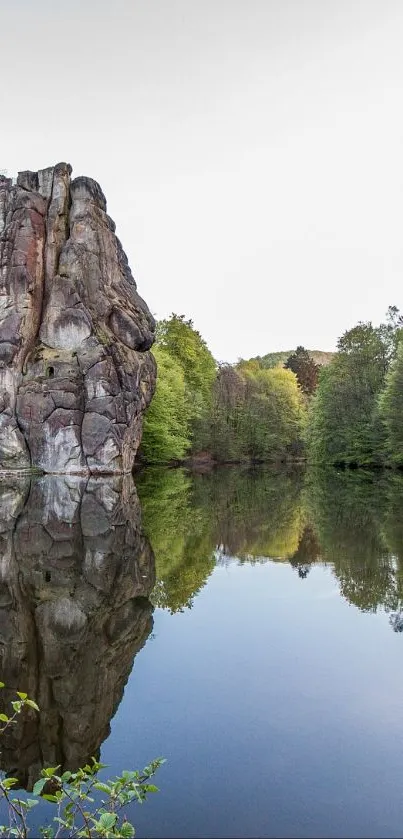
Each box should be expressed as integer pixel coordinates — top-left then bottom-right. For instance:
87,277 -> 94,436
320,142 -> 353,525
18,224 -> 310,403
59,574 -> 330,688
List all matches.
0,164 -> 156,474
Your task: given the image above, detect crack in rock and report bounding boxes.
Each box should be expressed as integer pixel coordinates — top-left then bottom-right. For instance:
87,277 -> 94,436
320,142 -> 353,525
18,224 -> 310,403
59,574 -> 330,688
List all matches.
0,163 -> 156,474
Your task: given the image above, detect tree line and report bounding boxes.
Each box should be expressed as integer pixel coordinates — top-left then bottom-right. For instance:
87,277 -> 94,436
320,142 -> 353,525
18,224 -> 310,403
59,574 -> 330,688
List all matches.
140,306 -> 403,468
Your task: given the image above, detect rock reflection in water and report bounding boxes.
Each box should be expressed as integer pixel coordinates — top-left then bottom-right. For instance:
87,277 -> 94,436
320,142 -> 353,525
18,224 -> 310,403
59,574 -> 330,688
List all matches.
0,474 -> 155,790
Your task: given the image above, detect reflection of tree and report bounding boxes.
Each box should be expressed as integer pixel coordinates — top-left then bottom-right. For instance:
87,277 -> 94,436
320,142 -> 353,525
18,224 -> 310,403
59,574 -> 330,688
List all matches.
289,526 -> 321,578
194,465 -> 305,562
389,611 -> 403,632
305,468 -> 403,614
379,473 -> 403,618
136,468 -> 216,613
382,475 -> 403,561
138,466 -> 306,613
140,462 -> 403,632
0,475 -> 155,790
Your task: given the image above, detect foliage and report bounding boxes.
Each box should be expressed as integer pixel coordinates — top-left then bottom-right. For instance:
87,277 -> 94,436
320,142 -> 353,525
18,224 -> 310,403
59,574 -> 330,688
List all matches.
201,364 -> 306,463
141,306 -> 403,468
378,341 -> 403,465
197,365 -> 246,462
141,314 -> 217,463
284,346 -> 319,396
156,314 -> 216,421
306,313 -> 402,465
0,686 -> 163,838
142,314 -> 308,465
141,346 -> 190,463
240,366 -> 305,461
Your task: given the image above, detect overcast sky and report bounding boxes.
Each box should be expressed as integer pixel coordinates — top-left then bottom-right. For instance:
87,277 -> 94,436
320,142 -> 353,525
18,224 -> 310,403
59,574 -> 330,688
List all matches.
1,0 -> 403,362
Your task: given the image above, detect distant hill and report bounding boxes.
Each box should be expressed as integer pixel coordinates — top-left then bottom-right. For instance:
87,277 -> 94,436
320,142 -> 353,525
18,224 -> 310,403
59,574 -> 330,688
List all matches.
251,350 -> 335,369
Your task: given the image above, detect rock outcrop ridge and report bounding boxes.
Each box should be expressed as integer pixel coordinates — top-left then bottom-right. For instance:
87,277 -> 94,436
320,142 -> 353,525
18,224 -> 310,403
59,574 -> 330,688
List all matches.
0,474 -> 155,788
0,164 -> 156,474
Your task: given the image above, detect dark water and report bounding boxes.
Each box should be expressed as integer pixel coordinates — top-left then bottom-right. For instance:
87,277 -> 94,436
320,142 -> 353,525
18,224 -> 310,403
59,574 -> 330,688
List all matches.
2,466 -> 403,837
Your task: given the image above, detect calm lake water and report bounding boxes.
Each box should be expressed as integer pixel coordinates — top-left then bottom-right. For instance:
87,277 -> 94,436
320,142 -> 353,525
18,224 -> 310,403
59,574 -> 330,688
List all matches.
1,465 -> 403,837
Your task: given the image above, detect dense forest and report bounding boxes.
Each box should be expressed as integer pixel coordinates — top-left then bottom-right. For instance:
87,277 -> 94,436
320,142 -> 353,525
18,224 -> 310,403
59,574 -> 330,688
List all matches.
140,306 -> 403,468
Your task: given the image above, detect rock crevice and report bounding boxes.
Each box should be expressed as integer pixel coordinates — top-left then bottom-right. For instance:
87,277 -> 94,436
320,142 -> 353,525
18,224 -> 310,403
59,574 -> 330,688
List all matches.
0,164 -> 156,474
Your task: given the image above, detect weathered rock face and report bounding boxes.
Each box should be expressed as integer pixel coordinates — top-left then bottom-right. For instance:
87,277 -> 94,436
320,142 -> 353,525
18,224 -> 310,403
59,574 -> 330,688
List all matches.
0,474 -> 155,789
0,164 -> 156,474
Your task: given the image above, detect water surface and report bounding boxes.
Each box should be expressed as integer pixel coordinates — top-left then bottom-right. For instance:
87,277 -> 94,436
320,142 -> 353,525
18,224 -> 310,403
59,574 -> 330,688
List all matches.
2,466 -> 403,837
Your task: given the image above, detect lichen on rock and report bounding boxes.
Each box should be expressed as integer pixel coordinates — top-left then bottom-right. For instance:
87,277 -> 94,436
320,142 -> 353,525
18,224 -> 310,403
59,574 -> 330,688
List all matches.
0,163 -> 156,474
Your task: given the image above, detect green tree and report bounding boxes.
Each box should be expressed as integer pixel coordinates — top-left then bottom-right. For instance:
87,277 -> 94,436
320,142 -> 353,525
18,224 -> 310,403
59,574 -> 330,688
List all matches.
306,357 -> 381,465
379,341 -> 403,465
202,363 -> 306,463
156,314 -> 216,423
141,346 -> 189,463
146,314 -> 217,459
307,314 -> 402,466
238,366 -> 305,462
201,365 -> 246,462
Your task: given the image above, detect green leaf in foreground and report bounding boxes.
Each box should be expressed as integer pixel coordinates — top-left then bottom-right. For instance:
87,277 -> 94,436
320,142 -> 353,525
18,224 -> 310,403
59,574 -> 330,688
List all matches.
120,823 -> 135,839
97,811 -> 118,830
32,778 -> 47,796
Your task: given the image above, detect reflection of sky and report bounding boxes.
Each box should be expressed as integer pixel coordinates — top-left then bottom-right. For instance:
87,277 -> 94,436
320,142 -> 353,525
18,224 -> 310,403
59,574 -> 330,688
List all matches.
103,561 -> 403,838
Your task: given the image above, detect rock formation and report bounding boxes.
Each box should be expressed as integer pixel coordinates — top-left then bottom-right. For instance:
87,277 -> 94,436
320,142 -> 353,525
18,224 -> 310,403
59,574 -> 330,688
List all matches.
0,473 -> 155,789
0,164 -> 156,474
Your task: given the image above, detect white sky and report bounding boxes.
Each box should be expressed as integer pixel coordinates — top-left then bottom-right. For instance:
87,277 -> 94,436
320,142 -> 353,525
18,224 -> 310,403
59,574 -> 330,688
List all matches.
1,0 -> 403,362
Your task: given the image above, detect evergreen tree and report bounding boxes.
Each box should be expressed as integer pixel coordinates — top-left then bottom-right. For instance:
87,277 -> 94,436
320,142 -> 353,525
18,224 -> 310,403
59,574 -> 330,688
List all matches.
285,346 -> 319,395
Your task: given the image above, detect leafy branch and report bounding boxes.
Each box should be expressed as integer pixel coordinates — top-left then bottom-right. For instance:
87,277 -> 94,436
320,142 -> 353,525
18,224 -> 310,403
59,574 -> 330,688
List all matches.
0,684 -> 164,838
